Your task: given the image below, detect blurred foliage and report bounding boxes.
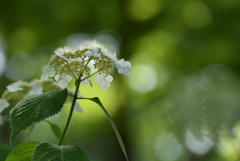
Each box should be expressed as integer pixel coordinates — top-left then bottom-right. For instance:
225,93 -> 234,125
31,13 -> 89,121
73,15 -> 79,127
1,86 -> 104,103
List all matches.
1,0 -> 240,161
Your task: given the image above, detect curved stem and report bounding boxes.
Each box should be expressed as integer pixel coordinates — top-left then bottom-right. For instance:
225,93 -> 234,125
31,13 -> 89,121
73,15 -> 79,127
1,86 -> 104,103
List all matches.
58,73 -> 82,146
66,62 -> 78,80
80,69 -> 102,82
80,58 -> 91,74
68,93 -> 91,100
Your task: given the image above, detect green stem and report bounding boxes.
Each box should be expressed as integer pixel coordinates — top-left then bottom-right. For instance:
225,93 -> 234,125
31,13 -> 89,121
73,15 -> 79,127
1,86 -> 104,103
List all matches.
58,73 -> 82,146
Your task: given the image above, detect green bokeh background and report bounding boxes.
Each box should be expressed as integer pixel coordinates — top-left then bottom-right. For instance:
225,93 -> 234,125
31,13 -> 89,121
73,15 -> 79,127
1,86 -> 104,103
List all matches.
1,0 -> 240,161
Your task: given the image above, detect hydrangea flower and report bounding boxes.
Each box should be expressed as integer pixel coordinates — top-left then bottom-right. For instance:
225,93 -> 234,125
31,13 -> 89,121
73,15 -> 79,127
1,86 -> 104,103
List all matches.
0,98 -> 10,113
116,59 -> 131,76
7,84 -> 23,92
95,74 -> 113,89
28,85 -> 44,95
84,46 -> 101,57
55,74 -> 72,88
41,65 -> 56,80
42,42 -> 131,89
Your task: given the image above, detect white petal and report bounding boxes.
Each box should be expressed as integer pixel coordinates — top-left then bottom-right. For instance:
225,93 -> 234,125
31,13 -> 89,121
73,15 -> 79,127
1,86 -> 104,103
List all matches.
7,85 -> 23,92
101,80 -> 110,89
28,89 -> 40,95
6,85 -> 12,91
113,52 -> 117,61
123,69 -> 130,76
59,79 -> 68,88
80,79 -> 89,85
87,60 -> 95,69
118,68 -> 124,74
55,74 -> 60,81
28,85 -> 43,95
57,54 -> 68,61
41,72 -> 49,80
118,59 -> 125,63
124,61 -> 131,69
54,49 -> 64,55
102,51 -> 108,56
61,55 -> 68,61
48,70 -> 56,77
95,75 -> 103,83
93,53 -> 101,57
43,65 -> 51,72
91,46 -> 99,53
64,75 -> 72,82
74,102 -> 83,112
55,50 -> 68,61
105,75 -> 113,82
88,79 -> 93,87
84,51 -> 93,56
18,87 -> 23,91
116,60 -> 124,69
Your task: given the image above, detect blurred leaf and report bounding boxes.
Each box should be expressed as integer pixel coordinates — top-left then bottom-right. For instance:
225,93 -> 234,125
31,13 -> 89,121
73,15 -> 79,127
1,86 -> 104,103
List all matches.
168,65 -> 240,141
5,141 -> 39,161
2,115 -> 10,121
32,142 -> 90,161
10,89 -> 68,145
45,120 -> 73,145
88,97 -> 129,161
0,143 -> 13,161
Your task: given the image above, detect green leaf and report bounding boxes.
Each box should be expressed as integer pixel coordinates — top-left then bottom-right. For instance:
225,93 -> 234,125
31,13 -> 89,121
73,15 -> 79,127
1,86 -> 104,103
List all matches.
6,141 -> 39,161
45,120 -> 73,145
88,97 -> 129,161
0,143 -> 13,161
10,89 -> 68,145
32,142 -> 90,161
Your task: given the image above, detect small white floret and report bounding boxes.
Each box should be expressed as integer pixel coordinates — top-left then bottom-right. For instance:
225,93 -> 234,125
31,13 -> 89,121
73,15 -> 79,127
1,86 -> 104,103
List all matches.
55,74 -> 72,88
28,85 -> 44,95
84,51 -> 93,56
6,84 -> 23,92
116,59 -> 131,76
95,74 -> 113,89
41,65 -> 56,80
84,46 -> 101,57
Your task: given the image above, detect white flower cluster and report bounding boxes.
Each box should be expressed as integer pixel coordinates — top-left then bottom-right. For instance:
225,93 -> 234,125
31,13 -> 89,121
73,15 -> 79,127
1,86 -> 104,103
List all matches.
0,79 -> 84,125
0,82 -> 44,125
0,81 -> 48,117
41,42 -> 131,89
